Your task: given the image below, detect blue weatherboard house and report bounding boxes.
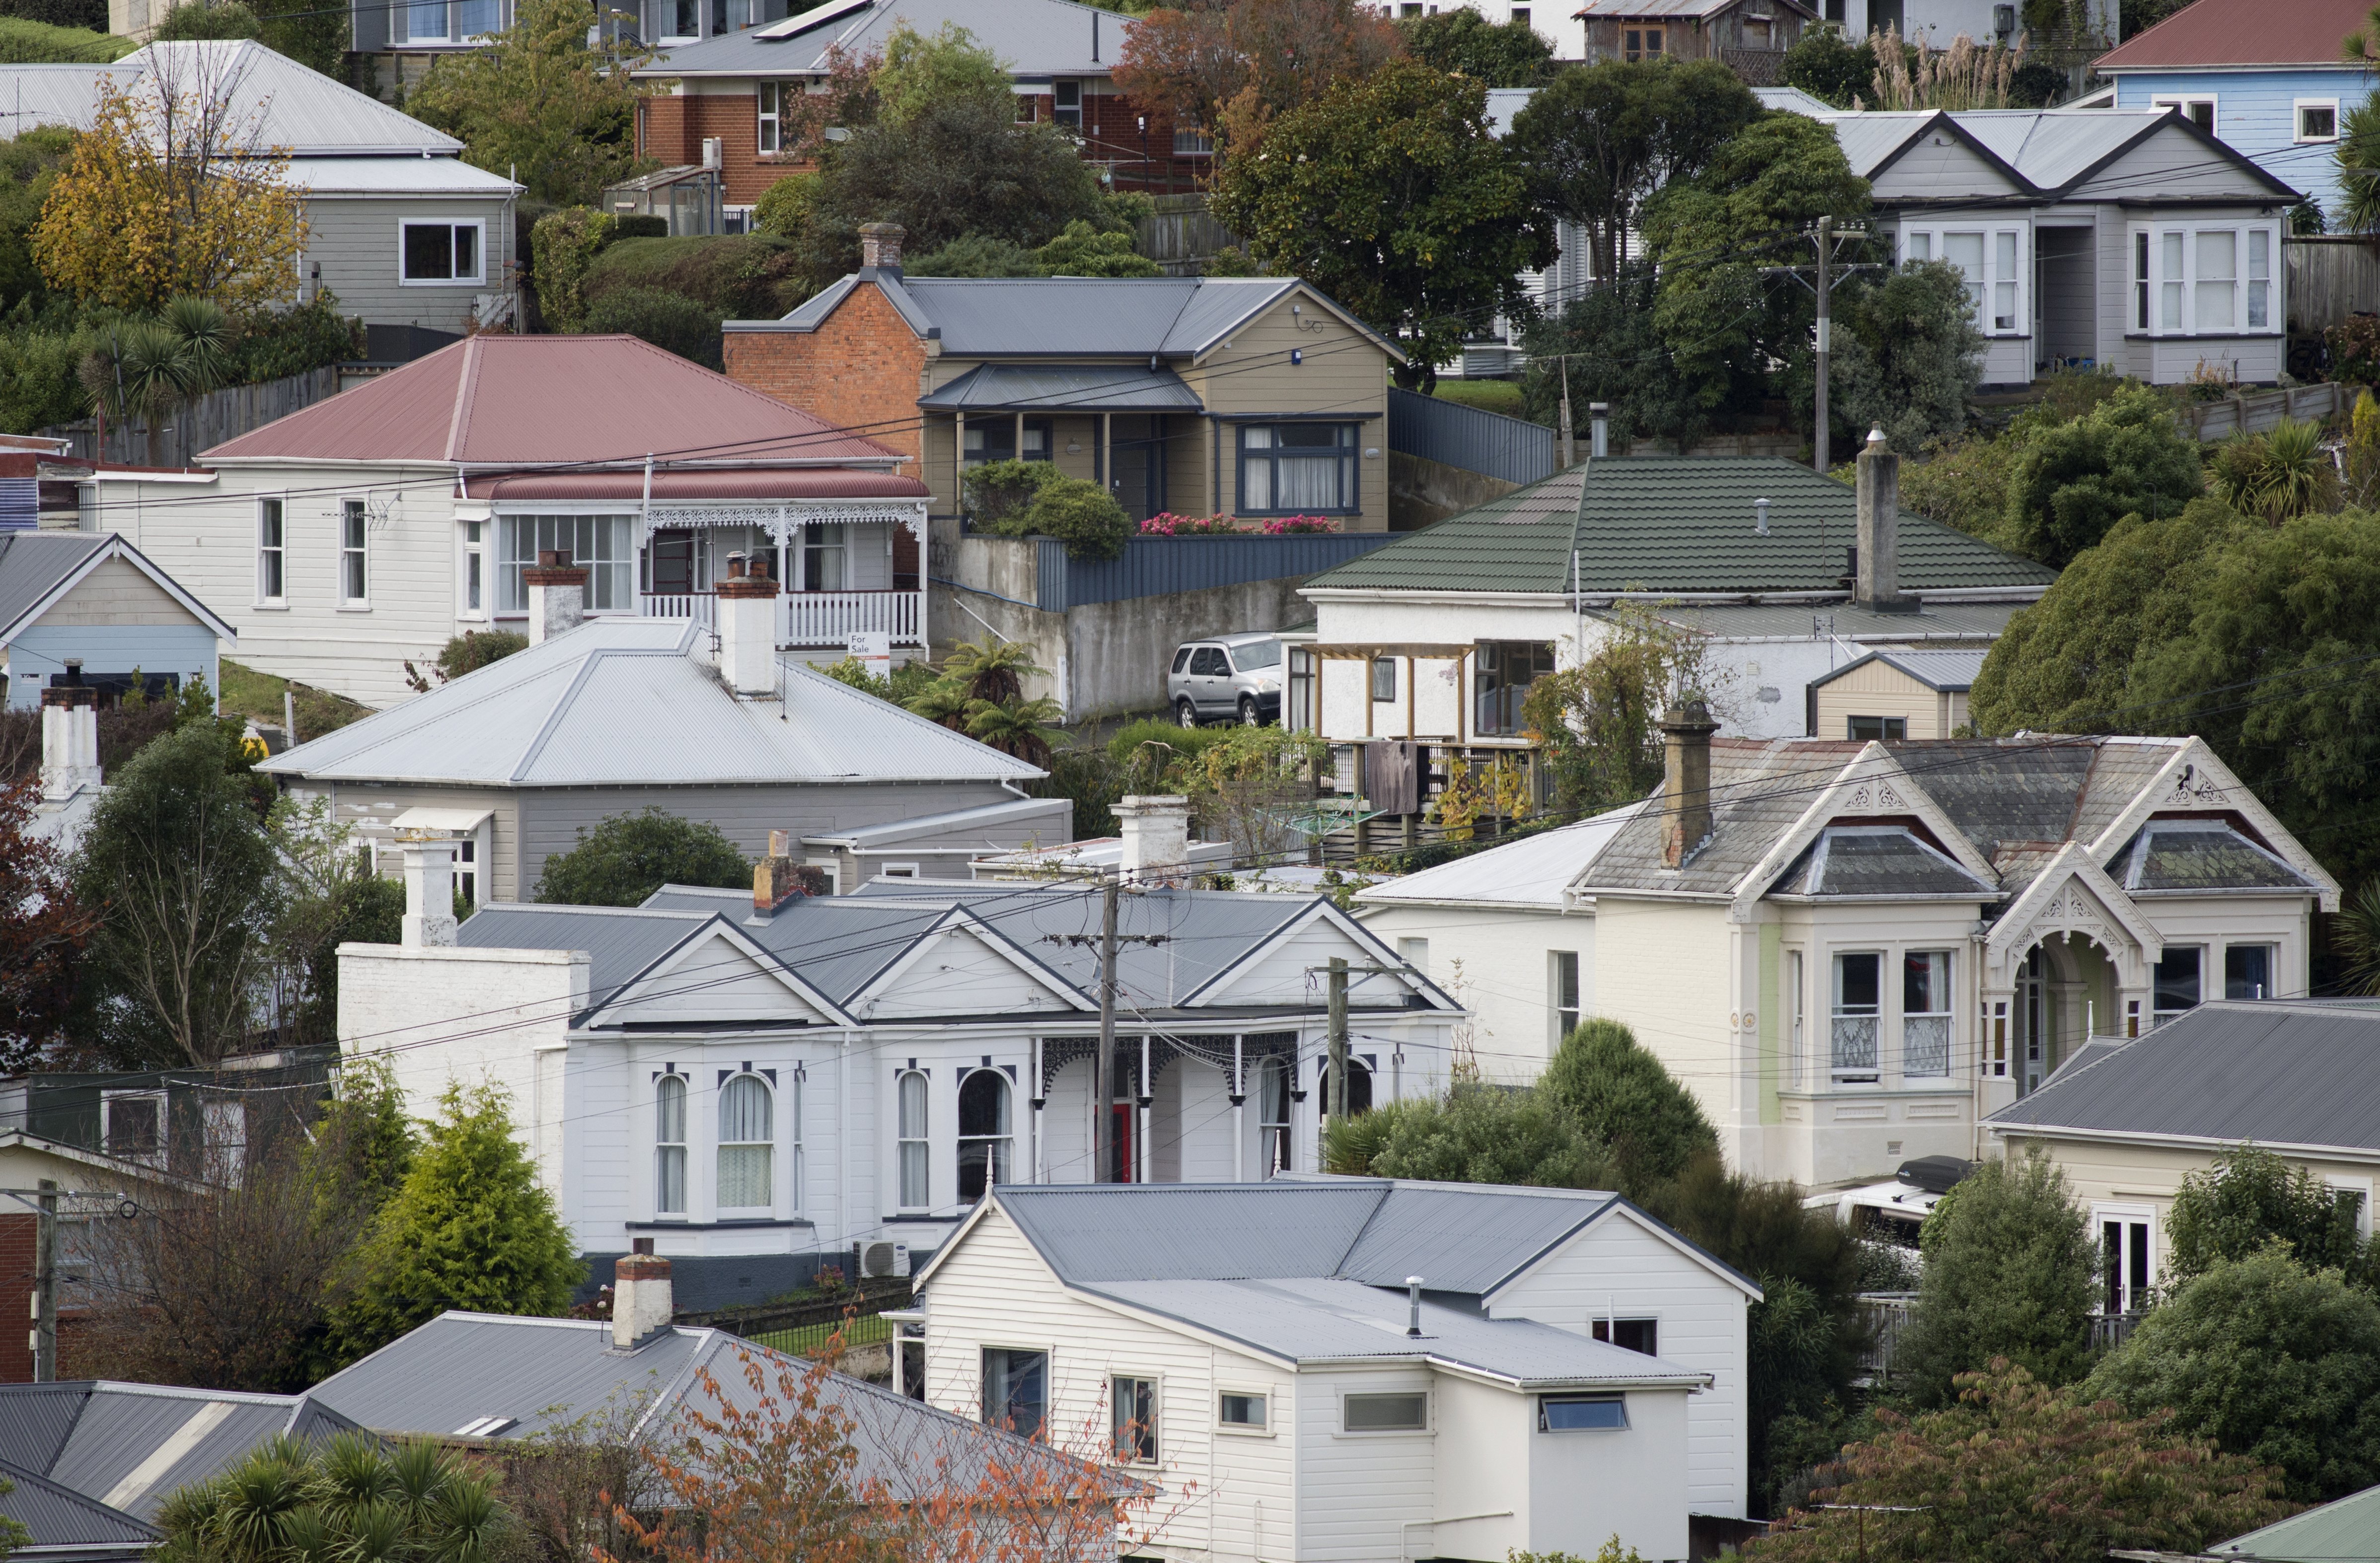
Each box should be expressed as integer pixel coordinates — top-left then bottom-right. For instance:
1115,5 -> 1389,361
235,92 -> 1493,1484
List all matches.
2094,0 -> 2368,222
0,532 -> 235,710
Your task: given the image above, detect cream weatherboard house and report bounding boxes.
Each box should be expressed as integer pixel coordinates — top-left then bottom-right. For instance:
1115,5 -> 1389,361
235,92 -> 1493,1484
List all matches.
1357,719 -> 2337,1192
911,1180 -> 1762,1561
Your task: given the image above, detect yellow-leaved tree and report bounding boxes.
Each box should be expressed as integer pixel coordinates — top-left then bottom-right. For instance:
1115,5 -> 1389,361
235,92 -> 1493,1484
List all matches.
32,47 -> 306,312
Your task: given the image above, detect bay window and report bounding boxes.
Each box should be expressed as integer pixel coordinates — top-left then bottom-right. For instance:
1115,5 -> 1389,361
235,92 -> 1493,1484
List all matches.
498,515 -> 633,613
2132,222 -> 2282,335
1902,224 -> 2025,334
1238,423 -> 1358,514
1902,951 -> 1951,1078
1832,951 -> 1881,1085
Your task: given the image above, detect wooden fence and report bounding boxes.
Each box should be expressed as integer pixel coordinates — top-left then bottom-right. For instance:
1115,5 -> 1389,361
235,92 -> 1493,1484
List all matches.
2178,379 -> 2346,441
1135,194 -> 1241,276
39,364 -> 341,467
2286,236 -> 2380,334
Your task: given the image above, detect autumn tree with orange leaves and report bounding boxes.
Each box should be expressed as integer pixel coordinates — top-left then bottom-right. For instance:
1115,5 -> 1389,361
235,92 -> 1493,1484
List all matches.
1114,0 -> 1403,156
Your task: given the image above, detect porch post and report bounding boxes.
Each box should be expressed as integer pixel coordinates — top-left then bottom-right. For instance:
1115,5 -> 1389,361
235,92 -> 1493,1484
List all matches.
1015,411 -> 1026,465
1030,1035 -> 1044,1184
954,412 -> 965,517
1138,1033 -> 1153,1184
1231,1034 -> 1245,1181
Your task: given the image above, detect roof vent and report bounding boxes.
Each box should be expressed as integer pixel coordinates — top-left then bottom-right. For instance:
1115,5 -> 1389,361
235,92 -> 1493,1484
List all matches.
1407,1276 -> 1425,1338
1754,497 -> 1771,536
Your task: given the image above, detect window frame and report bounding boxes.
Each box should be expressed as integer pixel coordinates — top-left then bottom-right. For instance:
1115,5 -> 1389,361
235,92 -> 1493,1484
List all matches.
2296,97 -> 2341,142
101,1089 -> 167,1165
1899,223 -> 2028,336
2151,94 -> 2217,133
1623,24 -> 1664,58
1540,1393 -> 1628,1432
2222,942 -> 2277,1001
497,514 -> 636,614
1831,949 -> 1883,1086
896,1068 -> 930,1211
1847,714 -> 1907,741
1216,1385 -> 1273,1436
1052,79 -> 1083,130
1902,949 -> 1952,1079
716,1071 -> 775,1216
257,497 -> 286,606
1474,639 -> 1556,737
1111,1373 -> 1160,1463
1370,655 -> 1397,704
2092,1201 -> 2157,1315
2129,220 -> 2282,337
655,1072 -> 688,1217
339,498 -> 369,606
398,218 -> 488,286
757,80 -> 784,153
1339,1389 -> 1431,1435
1236,422 -> 1360,516
956,1066 -> 1012,1203
460,517 -> 486,619
981,1346 -> 1051,1440
2152,944 -> 2204,1023
1551,949 -> 1580,1048
1257,1055 -> 1292,1177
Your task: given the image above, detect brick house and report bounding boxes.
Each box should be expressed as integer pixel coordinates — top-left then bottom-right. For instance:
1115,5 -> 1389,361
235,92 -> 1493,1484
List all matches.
724,225 -> 1404,531
631,0 -> 1207,224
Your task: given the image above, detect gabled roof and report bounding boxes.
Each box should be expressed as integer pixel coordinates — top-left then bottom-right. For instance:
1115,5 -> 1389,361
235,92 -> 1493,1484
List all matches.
1786,104 -> 2303,204
2208,1479 -> 2380,1563
1356,803 -> 1645,912
2095,0 -> 2371,71
1986,999 -> 2380,1156
256,619 -> 1037,788
1575,0 -> 1814,20
1807,648 -> 1989,694
0,531 -> 236,644
0,1456 -> 159,1563
635,0 -> 1120,78
201,335 -> 914,470
755,274 -> 1406,363
1302,458 -> 2055,597
918,363 -> 1203,414
0,43 -> 464,156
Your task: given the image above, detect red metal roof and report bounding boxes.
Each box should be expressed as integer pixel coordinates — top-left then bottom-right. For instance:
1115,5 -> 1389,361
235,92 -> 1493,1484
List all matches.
202,335 -> 910,468
466,469 -> 929,499
2096,0 -> 2369,69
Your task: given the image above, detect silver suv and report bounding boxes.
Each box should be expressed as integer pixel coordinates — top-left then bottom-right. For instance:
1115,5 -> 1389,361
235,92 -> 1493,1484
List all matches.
1168,633 -> 1283,726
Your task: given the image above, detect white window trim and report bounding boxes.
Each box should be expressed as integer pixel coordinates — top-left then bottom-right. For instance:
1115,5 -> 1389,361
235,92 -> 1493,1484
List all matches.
101,1088 -> 169,1164
2296,97 -> 2341,143
1336,1388 -> 1433,1437
1109,1370 -> 1163,1464
256,496 -> 287,608
1900,222 -> 2029,337
1216,1384 -> 1275,1437
715,1070 -> 777,1219
2090,1200 -> 2158,1312
2151,95 -> 2217,134
653,1069 -> 689,1220
894,1066 -> 931,1213
2325,1176 -> 2376,1241
757,81 -> 783,153
398,217 -> 489,286
458,517 -> 488,621
2129,222 -> 2280,338
338,496 -> 370,610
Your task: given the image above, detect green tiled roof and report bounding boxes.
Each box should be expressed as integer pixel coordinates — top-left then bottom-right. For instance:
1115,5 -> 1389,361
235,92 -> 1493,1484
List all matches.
1309,456 -> 2057,595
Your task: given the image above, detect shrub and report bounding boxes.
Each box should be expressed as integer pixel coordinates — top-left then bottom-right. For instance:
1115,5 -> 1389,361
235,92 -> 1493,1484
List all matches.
752,172 -> 818,240
2332,314 -> 2380,388
150,0 -> 259,36
2163,1142 -> 2373,1289
533,806 -> 748,906
230,294 -> 363,382
404,628 -> 528,692
1033,218 -> 1159,277
1019,475 -> 1130,561
906,232 -> 1041,278
960,458 -> 1057,528
1539,1017 -> 1717,1195
1328,1085 -> 1617,1188
2003,382 -> 2205,567
528,206 -> 616,333
0,15 -> 128,56
581,285 -> 724,369
0,0 -> 104,29
581,233 -> 804,320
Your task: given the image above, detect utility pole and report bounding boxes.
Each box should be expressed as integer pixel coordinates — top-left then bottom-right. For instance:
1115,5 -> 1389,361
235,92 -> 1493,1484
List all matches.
1095,878 -> 1117,1184
1325,957 -> 1349,1128
31,1178 -> 56,1384
1814,214 -> 1833,475
1557,354 -> 1575,469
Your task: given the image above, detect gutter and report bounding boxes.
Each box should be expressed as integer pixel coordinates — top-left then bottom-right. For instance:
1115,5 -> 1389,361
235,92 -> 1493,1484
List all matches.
1983,1123 -> 2380,1162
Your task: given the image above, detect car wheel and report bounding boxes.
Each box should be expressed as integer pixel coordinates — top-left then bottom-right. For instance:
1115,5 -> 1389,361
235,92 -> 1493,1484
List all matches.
1239,696 -> 1261,727
1175,699 -> 1199,728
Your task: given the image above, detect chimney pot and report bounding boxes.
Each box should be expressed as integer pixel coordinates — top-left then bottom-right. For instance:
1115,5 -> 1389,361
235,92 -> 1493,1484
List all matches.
858,222 -> 905,274
715,550 -> 783,698
1658,701 -> 1718,869
523,550 -> 589,645
1407,1275 -> 1424,1338
612,1254 -> 674,1349
1754,497 -> 1771,536
754,839 -> 823,914
1113,795 -> 1191,887
397,832 -> 459,947
38,673 -> 99,802
1588,402 -> 1610,460
1855,431 -> 1915,612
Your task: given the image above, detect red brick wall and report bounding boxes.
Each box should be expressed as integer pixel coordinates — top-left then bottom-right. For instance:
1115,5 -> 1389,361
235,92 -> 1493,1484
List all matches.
637,93 -> 812,208
725,282 -> 928,466
0,1212 -> 33,1383
1013,92 -> 1211,192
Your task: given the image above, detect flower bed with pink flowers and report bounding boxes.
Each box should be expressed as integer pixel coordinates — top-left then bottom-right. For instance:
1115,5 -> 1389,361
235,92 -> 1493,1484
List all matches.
1136,513 -> 1341,537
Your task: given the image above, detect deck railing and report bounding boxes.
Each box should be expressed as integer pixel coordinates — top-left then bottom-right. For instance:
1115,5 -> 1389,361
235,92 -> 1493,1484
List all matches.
639,589 -> 924,646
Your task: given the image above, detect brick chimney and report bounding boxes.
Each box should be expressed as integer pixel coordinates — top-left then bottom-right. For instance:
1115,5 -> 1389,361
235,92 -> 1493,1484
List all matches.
858,222 -> 904,275
1658,701 -> 1718,869
1855,428 -> 1916,613
612,1254 -> 673,1349
525,549 -> 589,644
38,661 -> 98,801
753,828 -> 825,913
716,552 -> 781,698
398,832 -> 459,947
1114,795 -> 1191,887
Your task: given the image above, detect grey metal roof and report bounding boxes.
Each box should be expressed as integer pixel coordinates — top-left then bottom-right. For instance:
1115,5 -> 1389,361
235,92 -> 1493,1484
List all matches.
1771,826 -> 1998,899
0,1383 -> 364,1526
1787,104 -> 2303,204
0,532 -> 236,644
0,43 -> 462,155
1086,1276 -> 1711,1386
0,1457 -> 158,1563
917,363 -> 1204,414
635,0 -> 1119,78
1806,648 -> 1992,693
799,793 -> 1071,849
309,1312 -> 1115,1495
2118,821 -> 2315,894
1577,0 -> 1814,18
2209,1480 -> 2380,1563
1986,1000 -> 2380,1153
258,619 -> 1041,787
1356,803 -> 1644,911
1654,602 -> 2027,641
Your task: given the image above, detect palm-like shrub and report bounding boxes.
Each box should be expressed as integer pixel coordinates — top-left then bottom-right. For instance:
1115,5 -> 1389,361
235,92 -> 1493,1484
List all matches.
158,1434 -> 511,1563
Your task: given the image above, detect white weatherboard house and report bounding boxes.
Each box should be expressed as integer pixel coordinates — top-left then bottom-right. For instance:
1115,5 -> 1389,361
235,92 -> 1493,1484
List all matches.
339,828 -> 1463,1300
913,1179 -> 1760,1563
1356,720 -> 2337,1191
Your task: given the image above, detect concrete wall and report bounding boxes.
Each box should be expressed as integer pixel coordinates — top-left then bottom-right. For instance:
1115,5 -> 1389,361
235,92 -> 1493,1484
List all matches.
929,524 -> 1325,721
1390,451 -> 1521,532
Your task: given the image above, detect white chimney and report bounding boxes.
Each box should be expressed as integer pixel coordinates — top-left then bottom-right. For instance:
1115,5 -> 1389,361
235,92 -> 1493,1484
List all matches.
1589,402 -> 1610,459
399,833 -> 459,947
38,663 -> 98,800
613,1254 -> 674,1348
1854,427 -> 1915,613
716,552 -> 781,698
525,549 -> 588,645
1113,795 -> 1191,887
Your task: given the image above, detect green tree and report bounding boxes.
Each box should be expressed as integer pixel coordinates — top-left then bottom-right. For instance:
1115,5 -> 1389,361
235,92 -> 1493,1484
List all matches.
871,20 -> 1012,125
334,1083 -> 584,1361
1033,219 -> 1160,277
534,806 -> 748,907
530,206 -> 618,332
307,1057 -> 419,1218
1832,258 -> 1984,452
2163,1144 -> 2372,1289
1743,1362 -> 2293,1563
1780,24 -> 1878,106
1888,1152 -> 2096,1408
405,628 -> 529,694
0,1478 -> 28,1561
1539,1018 -> 1717,1195
905,232 -> 1041,278
1326,1084 -> 1618,1188
1505,59 -> 1761,283
2002,381 -> 2204,567
1518,602 -> 1715,818
150,3 -> 260,39
582,284 -> 723,368
406,0 -> 650,207
1522,260 -> 1711,455
1209,59 -> 1553,388
2086,1247 -> 2380,1501
1397,7 -> 1552,85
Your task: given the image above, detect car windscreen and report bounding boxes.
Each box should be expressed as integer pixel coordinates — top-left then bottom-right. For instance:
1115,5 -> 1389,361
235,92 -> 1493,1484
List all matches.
1230,640 -> 1282,670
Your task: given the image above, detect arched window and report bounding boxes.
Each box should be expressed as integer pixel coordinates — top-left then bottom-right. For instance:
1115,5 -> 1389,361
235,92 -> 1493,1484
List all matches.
1259,1056 -> 1291,1177
958,1069 -> 1012,1201
655,1075 -> 686,1215
1316,1057 -> 1373,1120
897,1071 -> 930,1209
718,1074 -> 773,1210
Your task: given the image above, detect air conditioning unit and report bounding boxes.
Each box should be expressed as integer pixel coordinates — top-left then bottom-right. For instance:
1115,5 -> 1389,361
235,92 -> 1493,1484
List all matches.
862,1241 -> 911,1279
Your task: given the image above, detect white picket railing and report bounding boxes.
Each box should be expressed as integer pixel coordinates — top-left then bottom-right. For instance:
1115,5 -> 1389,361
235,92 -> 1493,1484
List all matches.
639,590 -> 923,647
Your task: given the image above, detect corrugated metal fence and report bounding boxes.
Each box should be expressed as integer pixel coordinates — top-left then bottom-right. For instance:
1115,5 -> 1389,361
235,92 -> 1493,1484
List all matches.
1033,531 -> 1399,612
1388,386 -> 1555,488
2286,237 -> 2380,333
39,365 -> 341,466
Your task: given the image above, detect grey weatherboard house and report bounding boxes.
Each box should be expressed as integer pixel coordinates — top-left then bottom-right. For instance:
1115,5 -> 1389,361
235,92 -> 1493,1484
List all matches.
0,532 -> 235,710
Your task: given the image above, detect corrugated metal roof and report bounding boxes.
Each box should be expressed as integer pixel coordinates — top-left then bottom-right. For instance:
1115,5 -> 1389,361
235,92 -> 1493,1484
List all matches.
1806,648 -> 1991,692
0,1385 -> 92,1475
918,363 -> 1203,413
1357,803 -> 1645,911
0,44 -> 461,154
258,621 -> 1042,787
801,794 -> 1070,848
2097,0 -> 2369,70
280,157 -> 522,195
203,335 -> 910,468
1086,1276 -> 1710,1385
460,905 -> 711,995
902,277 -> 1296,357
2210,1479 -> 2380,1563
465,469 -> 928,500
1986,1000 -> 2380,1152
1786,103 -> 2298,203
0,1457 -> 158,1558
0,532 -> 235,644
1303,457 -> 2055,597
1577,0 -> 1813,19
638,0 -> 1119,77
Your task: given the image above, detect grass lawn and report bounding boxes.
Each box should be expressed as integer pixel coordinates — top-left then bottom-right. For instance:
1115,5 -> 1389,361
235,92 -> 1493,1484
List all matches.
219,658 -> 374,744
751,1313 -> 892,1357
1432,379 -> 1528,417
